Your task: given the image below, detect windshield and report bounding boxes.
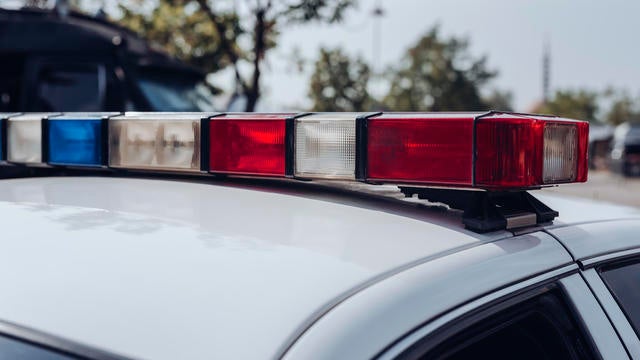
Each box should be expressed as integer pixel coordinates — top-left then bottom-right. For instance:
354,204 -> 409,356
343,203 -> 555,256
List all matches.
137,71 -> 216,112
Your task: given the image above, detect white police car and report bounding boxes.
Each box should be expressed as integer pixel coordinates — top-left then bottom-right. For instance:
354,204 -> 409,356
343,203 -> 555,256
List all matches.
0,112 -> 638,360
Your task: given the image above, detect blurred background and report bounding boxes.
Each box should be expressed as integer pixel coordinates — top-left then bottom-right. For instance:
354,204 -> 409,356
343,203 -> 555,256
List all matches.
2,0 -> 640,205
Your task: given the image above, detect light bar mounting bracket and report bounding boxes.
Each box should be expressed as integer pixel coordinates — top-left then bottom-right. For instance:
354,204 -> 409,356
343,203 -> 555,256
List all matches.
398,187 -> 559,233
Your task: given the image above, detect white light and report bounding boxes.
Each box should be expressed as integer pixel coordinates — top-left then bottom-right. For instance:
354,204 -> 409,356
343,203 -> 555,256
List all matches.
6,113 -> 56,164
109,114 -> 208,172
294,113 -> 361,179
543,123 -> 577,183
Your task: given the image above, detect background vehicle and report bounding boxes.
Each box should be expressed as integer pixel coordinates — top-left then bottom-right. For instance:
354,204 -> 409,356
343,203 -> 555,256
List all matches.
0,8 -> 217,113
610,122 -> 640,176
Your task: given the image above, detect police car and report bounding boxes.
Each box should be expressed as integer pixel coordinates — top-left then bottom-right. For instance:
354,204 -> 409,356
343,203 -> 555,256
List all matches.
0,111 -> 638,360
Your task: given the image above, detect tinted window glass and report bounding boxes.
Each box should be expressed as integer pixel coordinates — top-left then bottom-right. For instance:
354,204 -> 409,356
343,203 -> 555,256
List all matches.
402,291 -> 594,360
137,71 -> 216,112
35,63 -> 104,112
601,260 -> 640,336
0,335 -> 76,359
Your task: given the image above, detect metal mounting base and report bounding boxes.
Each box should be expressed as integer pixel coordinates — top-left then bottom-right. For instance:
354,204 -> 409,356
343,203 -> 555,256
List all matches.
398,187 -> 558,233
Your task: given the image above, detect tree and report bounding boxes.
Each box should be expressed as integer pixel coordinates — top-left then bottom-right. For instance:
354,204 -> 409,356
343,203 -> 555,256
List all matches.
604,90 -> 640,125
483,89 -> 513,112
116,0 -> 356,111
382,26 -> 497,111
535,90 -> 599,122
308,48 -> 372,111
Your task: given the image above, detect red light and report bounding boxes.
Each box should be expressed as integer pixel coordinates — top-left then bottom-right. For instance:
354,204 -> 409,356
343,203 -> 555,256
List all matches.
367,114 -> 475,185
366,113 -> 588,189
475,114 -> 588,188
209,114 -> 290,176
576,121 -> 589,182
475,116 -> 544,188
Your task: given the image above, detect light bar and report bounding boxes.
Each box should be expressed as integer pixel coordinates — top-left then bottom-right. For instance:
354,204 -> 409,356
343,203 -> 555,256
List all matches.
6,113 -> 60,164
209,113 -> 292,176
294,113 -> 364,179
0,111 -> 589,190
47,113 -> 119,167
109,113 -> 217,172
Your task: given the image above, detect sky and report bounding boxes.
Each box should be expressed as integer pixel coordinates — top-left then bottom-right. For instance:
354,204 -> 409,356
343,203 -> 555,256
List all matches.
247,0 -> 640,112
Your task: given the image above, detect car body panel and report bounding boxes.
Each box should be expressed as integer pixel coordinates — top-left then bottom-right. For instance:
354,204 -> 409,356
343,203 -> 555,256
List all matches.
283,232 -> 573,360
0,177 -> 508,359
0,176 -> 638,359
547,219 -> 640,261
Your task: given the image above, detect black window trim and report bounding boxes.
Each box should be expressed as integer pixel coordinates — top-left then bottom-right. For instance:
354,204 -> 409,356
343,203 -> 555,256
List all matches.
378,269 -> 601,360
0,318 -> 132,360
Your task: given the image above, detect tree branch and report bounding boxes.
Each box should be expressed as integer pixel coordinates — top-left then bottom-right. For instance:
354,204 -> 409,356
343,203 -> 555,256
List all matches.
195,0 -> 248,92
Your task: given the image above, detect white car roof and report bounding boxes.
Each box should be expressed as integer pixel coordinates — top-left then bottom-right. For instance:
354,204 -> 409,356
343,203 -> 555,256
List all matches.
0,177 -> 508,359
0,177 -> 637,359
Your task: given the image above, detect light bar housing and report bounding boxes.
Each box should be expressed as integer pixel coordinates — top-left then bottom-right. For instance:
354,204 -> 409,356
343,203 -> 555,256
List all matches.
109,113 -> 217,172
0,111 -> 588,190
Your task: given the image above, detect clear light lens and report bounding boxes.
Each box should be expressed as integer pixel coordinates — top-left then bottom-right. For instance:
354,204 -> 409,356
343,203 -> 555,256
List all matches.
6,113 -> 52,163
109,115 -> 202,171
543,123 -> 577,183
295,114 -> 358,179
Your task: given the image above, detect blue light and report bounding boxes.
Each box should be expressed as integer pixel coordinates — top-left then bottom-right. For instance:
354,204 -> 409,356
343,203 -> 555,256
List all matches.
48,118 -> 103,166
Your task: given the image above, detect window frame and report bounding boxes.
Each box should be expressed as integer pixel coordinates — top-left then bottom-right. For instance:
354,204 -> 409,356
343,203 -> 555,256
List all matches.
585,252 -> 640,360
0,318 -> 130,360
377,272 -> 625,360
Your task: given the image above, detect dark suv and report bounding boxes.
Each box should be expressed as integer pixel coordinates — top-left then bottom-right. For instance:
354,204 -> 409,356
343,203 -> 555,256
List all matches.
0,8 -> 216,112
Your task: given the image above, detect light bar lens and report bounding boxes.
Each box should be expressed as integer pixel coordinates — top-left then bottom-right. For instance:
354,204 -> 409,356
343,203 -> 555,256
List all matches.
295,114 -> 357,179
48,117 -> 105,166
367,115 -> 474,185
109,116 -> 202,171
209,115 -> 288,176
475,117 -> 542,188
6,113 -> 49,164
543,123 -> 577,183
475,115 -> 588,188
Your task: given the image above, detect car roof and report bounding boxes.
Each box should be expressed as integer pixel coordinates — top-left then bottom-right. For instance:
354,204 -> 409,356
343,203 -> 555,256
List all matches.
0,176 -> 510,359
0,176 -> 637,359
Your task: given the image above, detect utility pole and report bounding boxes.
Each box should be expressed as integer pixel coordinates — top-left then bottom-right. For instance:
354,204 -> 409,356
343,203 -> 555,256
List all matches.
542,38 -> 550,104
371,1 -> 385,101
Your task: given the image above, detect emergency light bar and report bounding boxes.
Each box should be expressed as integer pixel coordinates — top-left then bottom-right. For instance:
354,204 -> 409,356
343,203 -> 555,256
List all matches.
0,111 -> 588,188
0,111 -> 589,232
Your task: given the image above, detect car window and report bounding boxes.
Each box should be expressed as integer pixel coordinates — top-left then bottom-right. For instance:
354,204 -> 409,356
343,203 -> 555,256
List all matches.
600,259 -> 640,337
398,290 -> 595,360
34,63 -> 105,112
137,71 -> 216,112
0,334 -> 76,359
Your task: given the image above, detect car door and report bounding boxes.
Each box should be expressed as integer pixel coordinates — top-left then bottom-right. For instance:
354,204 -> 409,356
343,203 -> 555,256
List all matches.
581,250 -> 640,359
378,273 -> 627,359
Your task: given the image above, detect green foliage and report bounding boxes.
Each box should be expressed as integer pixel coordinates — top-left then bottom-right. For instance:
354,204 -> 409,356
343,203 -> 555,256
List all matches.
115,0 -> 356,111
382,26 -> 497,111
604,90 -> 640,125
483,89 -> 513,112
535,90 -> 599,122
117,0 -> 240,74
308,48 -> 372,111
